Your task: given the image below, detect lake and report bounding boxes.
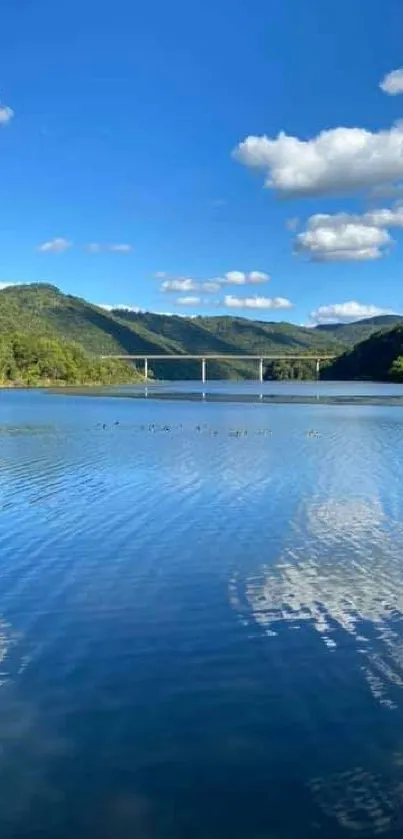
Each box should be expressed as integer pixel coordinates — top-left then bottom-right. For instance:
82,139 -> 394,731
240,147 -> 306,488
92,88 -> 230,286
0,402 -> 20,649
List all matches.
2,382 -> 403,838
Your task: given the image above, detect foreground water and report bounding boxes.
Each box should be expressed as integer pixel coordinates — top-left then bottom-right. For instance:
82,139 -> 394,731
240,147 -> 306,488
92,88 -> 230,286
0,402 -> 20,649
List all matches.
2,383 -> 403,837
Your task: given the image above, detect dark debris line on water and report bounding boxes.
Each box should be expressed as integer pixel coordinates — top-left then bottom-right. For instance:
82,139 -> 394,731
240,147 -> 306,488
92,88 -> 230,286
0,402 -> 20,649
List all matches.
50,388 -> 403,406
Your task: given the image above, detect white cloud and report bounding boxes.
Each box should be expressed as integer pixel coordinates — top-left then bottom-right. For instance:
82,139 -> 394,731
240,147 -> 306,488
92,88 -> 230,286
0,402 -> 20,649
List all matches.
295,220 -> 391,261
380,68 -> 403,96
37,237 -> 72,253
233,122 -> 403,197
154,271 -> 167,279
201,281 -> 221,292
159,271 -> 270,294
364,206 -> 403,227
86,243 -> 133,253
158,271 -> 270,293
107,243 -> 133,253
0,105 -> 14,126
306,207 -> 403,230
224,294 -> 292,310
294,205 -> 403,261
223,270 -> 270,285
310,301 -> 393,325
0,282 -> 15,290
224,270 -> 246,285
161,278 -> 198,293
176,295 -> 202,306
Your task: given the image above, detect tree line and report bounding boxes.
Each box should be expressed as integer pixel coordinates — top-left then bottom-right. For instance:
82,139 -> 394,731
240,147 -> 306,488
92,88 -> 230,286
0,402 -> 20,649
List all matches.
0,333 -> 139,386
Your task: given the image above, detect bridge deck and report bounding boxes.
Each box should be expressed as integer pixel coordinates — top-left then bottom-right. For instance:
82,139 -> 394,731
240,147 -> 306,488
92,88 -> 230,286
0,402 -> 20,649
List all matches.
102,354 -> 335,360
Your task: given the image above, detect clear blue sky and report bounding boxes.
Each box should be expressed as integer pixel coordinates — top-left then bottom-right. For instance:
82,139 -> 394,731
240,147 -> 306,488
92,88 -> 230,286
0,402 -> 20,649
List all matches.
1,0 -> 403,323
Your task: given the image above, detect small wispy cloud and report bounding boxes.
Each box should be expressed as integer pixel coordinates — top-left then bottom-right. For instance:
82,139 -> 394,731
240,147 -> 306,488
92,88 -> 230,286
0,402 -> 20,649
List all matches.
176,296 -> 202,306
85,243 -> 133,253
159,270 -> 270,293
286,217 -> 300,232
224,295 -> 292,310
161,278 -> 198,293
380,68 -> 403,96
310,301 -> 393,324
108,243 -> 133,253
223,270 -> 270,285
0,104 -> 14,126
37,237 -> 72,253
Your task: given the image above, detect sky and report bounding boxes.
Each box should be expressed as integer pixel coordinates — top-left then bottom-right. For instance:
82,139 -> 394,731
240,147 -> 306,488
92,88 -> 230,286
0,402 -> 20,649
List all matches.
1,0 -> 403,324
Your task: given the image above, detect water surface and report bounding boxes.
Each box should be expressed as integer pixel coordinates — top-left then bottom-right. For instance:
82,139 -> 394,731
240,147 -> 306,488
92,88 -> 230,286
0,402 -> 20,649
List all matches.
1,383 -> 403,837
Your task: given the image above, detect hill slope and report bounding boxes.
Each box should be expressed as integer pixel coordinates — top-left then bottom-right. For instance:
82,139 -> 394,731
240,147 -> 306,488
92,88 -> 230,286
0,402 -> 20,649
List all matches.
323,326 -> 403,381
314,315 -> 403,346
0,332 -> 138,386
0,284 -> 344,379
2,284 -> 401,381
0,284 -> 180,356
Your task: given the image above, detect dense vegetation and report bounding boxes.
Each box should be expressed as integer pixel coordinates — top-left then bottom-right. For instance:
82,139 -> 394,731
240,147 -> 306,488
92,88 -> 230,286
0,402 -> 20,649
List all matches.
264,356 -> 333,380
323,326 -> 403,382
0,333 -> 138,386
1,283 -> 403,382
315,315 -> 403,346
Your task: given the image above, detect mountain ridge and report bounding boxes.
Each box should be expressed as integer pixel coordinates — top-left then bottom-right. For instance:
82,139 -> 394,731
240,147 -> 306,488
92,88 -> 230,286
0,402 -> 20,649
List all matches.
1,284 -> 402,379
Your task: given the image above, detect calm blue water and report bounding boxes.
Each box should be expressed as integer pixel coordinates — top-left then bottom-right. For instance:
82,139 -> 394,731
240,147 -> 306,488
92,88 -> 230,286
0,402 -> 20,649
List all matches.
2,383 -> 403,837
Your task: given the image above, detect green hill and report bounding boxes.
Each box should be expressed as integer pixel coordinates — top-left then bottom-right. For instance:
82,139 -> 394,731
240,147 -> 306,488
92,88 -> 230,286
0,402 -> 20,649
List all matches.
1,283 -> 402,382
314,315 -> 403,346
0,284 -> 345,380
323,326 -> 403,381
0,332 -> 138,386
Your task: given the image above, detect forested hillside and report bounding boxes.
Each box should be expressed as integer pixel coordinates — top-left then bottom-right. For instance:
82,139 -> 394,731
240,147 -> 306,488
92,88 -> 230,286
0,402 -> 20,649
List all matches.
1,283 -> 402,382
0,333 -> 138,386
323,326 -> 403,381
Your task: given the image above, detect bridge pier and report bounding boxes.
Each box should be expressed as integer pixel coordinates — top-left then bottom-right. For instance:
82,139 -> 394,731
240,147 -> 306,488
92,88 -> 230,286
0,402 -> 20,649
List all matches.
144,357 -> 148,382
201,357 -> 207,384
258,357 -> 263,383
316,358 -> 320,378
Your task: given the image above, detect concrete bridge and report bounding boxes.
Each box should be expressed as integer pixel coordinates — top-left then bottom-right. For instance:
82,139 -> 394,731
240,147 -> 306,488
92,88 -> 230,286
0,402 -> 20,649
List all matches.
102,354 -> 336,383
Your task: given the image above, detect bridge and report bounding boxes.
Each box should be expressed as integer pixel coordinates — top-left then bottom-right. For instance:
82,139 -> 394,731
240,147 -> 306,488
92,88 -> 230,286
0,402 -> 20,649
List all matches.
102,354 -> 336,383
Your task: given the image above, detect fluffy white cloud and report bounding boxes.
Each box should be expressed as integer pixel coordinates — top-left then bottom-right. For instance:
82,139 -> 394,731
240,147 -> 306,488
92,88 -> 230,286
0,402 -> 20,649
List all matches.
0,105 -> 14,125
37,237 -> 72,253
160,271 -> 270,293
380,68 -> 403,96
295,205 -> 403,261
224,294 -> 292,310
310,301 -> 393,325
161,278 -> 198,293
0,282 -> 15,290
306,207 -> 403,230
176,295 -> 202,306
295,220 -> 391,261
233,122 -> 403,197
